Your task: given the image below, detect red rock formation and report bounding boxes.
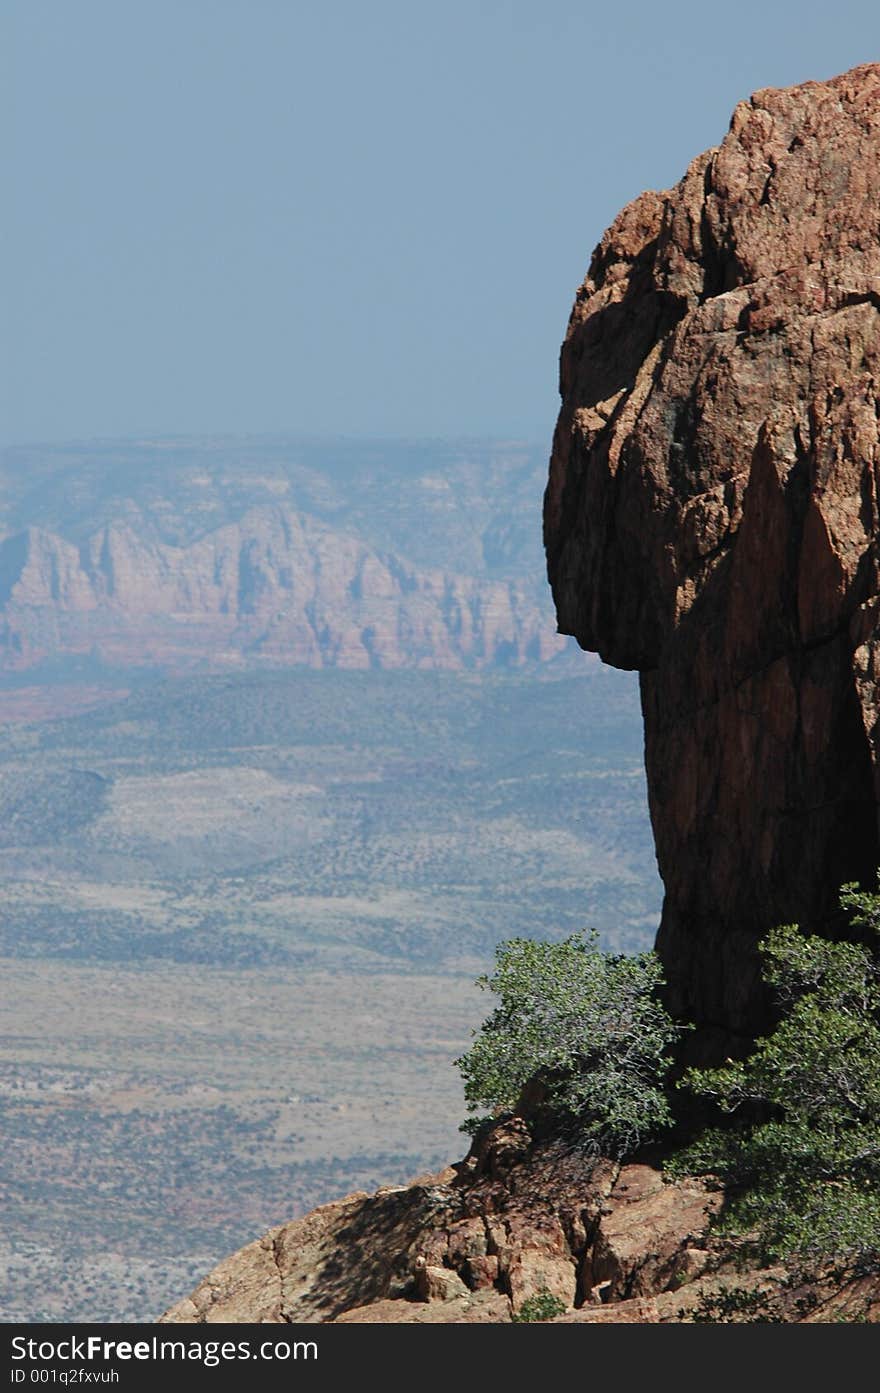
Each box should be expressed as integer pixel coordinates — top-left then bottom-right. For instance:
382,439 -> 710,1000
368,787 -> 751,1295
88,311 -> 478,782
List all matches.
0,507 -> 565,674
544,64 -> 880,1035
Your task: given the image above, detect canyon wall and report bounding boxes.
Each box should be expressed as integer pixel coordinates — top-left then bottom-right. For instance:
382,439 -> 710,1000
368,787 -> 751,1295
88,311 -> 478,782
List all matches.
0,509 -> 563,673
545,64 -> 880,1034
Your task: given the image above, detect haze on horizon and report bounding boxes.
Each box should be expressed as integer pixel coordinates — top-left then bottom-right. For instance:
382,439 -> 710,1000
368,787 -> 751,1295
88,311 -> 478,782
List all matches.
3,0 -> 877,448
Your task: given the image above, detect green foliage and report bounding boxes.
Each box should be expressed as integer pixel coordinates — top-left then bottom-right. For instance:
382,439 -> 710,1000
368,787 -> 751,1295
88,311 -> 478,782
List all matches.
687,1284 -> 778,1324
456,930 -> 681,1156
511,1290 -> 568,1322
673,883 -> 880,1267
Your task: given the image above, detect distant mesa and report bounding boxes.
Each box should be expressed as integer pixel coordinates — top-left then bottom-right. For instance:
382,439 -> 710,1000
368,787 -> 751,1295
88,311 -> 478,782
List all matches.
0,441 -> 570,675
545,62 -> 880,1036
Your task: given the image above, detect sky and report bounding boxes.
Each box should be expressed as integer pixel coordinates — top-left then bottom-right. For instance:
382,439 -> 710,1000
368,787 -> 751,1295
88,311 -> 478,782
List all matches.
3,0 -> 878,447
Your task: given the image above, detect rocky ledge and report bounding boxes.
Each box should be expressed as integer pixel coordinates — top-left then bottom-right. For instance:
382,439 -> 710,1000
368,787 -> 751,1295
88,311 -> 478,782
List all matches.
160,1119 -> 879,1324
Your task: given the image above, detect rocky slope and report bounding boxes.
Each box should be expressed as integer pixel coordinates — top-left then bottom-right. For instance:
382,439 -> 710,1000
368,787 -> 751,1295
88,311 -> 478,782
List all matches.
545,63 -> 880,1036
160,1117 -> 880,1324
0,439 -> 566,674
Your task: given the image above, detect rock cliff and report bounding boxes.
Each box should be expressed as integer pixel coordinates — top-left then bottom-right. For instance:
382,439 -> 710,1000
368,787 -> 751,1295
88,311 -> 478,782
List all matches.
545,63 -> 880,1035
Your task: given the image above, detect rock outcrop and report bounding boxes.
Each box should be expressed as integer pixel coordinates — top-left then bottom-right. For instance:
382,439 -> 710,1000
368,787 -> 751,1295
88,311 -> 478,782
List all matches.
159,1121 -> 722,1323
160,1118 -> 880,1323
545,63 -> 880,1036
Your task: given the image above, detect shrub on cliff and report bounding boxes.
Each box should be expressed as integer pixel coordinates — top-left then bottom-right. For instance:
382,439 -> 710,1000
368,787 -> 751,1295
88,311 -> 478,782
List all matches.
672,883 -> 880,1267
456,930 -> 681,1156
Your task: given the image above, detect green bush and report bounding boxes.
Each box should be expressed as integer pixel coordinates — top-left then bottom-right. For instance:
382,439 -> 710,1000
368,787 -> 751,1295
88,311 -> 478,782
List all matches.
455,930 -> 681,1156
671,882 -> 880,1267
687,1284 -> 779,1323
511,1290 -> 568,1322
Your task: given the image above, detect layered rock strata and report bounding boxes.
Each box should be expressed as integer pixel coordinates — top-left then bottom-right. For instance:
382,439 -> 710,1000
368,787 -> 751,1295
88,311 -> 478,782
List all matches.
544,64 -> 880,1034
0,509 -> 563,674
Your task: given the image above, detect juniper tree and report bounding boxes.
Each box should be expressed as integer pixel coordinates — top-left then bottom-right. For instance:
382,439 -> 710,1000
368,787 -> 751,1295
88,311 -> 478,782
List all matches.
456,930 -> 681,1157
673,884 -> 880,1267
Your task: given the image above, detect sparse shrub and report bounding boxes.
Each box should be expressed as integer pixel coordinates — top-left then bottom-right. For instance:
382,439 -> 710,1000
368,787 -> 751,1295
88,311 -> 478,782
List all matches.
456,930 -> 682,1156
511,1289 -> 568,1322
671,882 -> 880,1268
687,1284 -> 778,1323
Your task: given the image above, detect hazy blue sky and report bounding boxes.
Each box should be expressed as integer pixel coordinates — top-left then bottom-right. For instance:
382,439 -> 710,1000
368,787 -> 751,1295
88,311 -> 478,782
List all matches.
4,1 -> 878,446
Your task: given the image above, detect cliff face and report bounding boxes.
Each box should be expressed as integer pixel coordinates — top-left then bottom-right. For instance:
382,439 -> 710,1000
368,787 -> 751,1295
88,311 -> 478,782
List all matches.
545,64 -> 880,1034
0,509 -> 562,673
